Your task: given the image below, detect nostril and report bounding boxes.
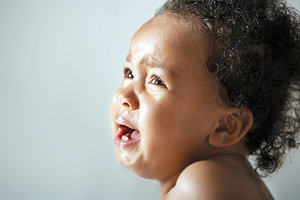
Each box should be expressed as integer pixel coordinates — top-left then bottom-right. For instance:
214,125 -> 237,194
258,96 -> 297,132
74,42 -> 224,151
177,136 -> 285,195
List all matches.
122,101 -> 131,108
123,98 -> 139,110
116,88 -> 139,110
120,96 -> 139,110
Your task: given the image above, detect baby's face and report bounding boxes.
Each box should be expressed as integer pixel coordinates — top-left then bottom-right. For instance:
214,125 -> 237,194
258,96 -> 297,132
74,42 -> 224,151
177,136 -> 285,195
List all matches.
110,13 -> 225,180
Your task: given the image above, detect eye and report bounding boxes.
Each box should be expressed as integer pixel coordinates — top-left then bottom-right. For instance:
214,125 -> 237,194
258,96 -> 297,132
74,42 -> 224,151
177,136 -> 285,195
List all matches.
150,75 -> 166,87
124,68 -> 134,79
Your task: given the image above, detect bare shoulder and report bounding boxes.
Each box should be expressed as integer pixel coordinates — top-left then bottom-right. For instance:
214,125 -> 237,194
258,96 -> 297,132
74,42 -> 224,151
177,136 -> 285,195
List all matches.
167,159 -> 235,200
166,158 -> 273,200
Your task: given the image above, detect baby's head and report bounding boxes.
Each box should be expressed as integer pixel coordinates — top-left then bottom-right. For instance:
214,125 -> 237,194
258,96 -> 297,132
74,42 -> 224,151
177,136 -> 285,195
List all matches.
110,0 -> 300,179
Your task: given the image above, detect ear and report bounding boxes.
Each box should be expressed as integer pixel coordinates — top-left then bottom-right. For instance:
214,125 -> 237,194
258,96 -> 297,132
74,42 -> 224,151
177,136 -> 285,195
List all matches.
208,108 -> 253,148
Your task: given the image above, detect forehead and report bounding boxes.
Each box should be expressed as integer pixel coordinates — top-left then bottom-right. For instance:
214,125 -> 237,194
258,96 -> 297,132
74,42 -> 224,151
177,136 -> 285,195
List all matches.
129,13 -> 210,71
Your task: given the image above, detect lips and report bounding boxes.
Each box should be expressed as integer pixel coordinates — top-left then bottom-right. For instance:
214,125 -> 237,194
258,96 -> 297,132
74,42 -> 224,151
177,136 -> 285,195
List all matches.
114,117 -> 141,147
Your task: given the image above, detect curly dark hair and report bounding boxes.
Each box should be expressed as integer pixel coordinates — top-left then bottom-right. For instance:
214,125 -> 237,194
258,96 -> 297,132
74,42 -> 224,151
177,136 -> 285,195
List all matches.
157,0 -> 300,176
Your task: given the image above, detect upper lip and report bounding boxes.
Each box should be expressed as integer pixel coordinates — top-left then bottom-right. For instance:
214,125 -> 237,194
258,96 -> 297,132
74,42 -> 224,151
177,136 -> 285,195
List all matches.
115,115 -> 137,131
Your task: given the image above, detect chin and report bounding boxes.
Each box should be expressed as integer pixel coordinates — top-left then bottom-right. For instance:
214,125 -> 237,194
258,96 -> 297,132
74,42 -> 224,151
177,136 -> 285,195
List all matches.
115,149 -> 161,180
115,147 -> 143,170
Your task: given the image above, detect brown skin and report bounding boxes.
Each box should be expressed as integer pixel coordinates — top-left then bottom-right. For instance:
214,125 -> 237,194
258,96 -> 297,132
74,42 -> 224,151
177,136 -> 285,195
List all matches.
110,13 -> 274,200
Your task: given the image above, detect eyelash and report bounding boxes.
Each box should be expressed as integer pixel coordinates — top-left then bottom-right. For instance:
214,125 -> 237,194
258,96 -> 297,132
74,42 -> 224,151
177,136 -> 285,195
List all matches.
149,75 -> 166,87
124,68 -> 134,79
123,68 -> 167,88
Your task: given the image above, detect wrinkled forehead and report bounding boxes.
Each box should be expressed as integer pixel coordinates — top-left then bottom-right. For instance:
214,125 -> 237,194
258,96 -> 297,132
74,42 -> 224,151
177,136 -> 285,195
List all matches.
129,12 -> 210,68
131,12 -> 206,48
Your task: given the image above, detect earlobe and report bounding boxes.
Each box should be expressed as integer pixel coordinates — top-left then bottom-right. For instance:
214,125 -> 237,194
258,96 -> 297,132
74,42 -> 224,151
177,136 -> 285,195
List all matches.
208,108 -> 253,148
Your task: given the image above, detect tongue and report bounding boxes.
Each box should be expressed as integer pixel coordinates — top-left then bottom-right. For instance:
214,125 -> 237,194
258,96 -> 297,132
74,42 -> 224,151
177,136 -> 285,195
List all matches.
130,130 -> 141,140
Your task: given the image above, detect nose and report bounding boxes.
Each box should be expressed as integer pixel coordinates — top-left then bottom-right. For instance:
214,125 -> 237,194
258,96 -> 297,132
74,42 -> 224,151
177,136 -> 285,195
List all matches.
115,85 -> 139,110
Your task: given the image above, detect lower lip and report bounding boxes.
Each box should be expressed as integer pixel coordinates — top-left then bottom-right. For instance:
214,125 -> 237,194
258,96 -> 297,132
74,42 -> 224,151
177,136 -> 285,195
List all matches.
114,130 -> 141,148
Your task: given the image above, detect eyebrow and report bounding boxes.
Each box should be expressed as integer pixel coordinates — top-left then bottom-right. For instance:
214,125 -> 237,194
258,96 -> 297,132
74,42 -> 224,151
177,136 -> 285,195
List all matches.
125,53 -> 178,78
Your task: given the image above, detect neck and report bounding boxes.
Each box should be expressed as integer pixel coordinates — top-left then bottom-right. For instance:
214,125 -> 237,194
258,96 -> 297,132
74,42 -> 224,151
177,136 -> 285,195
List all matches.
158,152 -> 250,198
158,170 -> 181,199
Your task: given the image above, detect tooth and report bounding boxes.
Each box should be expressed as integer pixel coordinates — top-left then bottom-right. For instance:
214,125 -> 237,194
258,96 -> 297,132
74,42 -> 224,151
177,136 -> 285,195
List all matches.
122,135 -> 129,141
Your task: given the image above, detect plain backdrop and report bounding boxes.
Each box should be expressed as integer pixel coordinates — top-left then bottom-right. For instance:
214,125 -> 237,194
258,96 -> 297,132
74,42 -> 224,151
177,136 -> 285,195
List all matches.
1,0 -> 300,199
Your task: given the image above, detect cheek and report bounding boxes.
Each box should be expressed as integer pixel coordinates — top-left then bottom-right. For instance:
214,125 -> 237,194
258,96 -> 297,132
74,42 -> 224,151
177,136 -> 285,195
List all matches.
139,103 -> 187,152
140,101 -> 210,151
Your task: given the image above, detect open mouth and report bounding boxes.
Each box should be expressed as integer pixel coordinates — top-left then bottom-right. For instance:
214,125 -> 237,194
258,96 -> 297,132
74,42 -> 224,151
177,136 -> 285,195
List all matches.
115,125 -> 141,147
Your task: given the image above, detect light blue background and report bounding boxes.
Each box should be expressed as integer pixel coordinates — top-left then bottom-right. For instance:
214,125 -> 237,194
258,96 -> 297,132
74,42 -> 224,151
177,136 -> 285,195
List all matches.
1,0 -> 300,199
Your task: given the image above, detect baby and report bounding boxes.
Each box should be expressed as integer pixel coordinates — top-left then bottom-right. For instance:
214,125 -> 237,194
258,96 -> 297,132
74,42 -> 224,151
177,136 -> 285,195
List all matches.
110,0 -> 300,199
